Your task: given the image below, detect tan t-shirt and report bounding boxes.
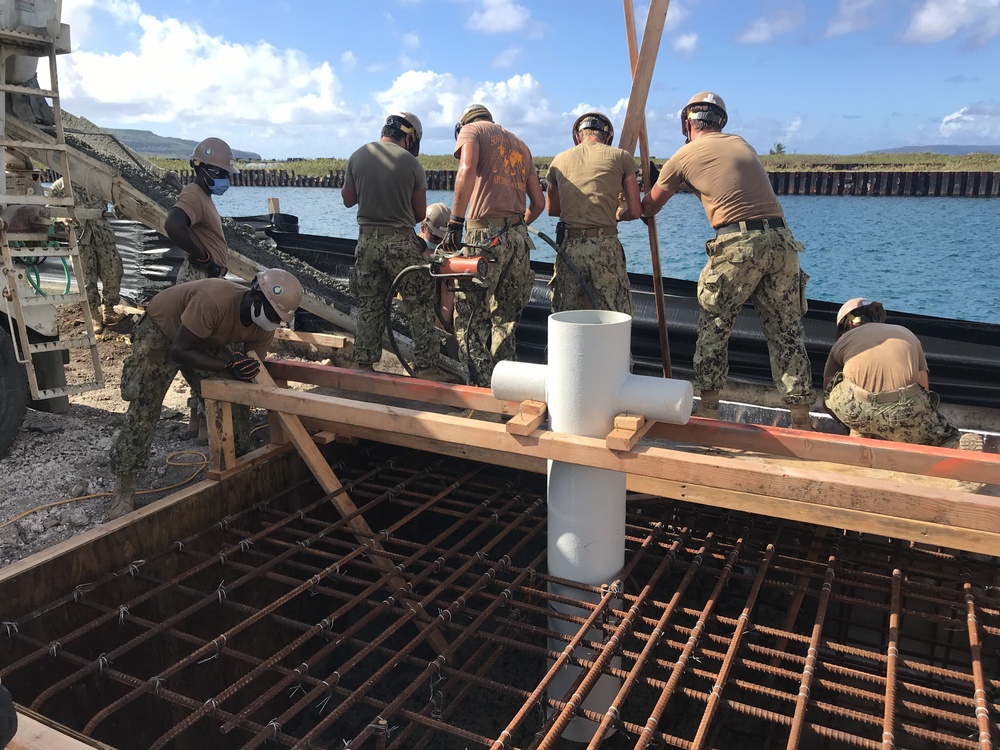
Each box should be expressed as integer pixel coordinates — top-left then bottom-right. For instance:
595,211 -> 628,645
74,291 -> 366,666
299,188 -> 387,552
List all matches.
546,141 -> 636,228
173,183 -> 229,268
146,278 -> 274,359
454,120 -> 537,220
656,132 -> 783,229
345,141 -> 427,228
823,323 -> 928,393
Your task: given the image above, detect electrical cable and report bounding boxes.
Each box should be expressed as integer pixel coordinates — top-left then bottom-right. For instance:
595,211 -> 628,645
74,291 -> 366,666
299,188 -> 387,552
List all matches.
0,450 -> 210,531
526,226 -> 605,309
384,263 -> 432,378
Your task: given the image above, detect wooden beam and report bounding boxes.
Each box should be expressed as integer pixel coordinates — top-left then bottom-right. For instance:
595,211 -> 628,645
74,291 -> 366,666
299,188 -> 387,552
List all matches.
9,711 -> 108,749
205,398 -> 236,475
506,400 -> 547,436
617,0 -> 671,155
272,328 -> 346,350
199,381 -> 1000,554
246,362 -> 452,655
607,413 -> 655,451
264,359 -> 1000,486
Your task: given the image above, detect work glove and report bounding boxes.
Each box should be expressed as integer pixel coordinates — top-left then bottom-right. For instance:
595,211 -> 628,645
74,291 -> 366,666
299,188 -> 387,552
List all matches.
441,217 -> 465,254
189,251 -> 224,277
225,352 -> 261,382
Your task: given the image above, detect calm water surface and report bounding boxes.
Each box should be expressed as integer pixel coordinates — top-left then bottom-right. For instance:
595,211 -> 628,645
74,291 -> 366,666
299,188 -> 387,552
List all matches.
215,187 -> 1000,324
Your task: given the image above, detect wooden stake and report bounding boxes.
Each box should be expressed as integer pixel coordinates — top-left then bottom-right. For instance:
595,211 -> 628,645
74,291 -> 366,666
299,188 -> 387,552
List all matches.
617,0 -> 671,155
505,399 -> 547,436
624,0 -> 672,377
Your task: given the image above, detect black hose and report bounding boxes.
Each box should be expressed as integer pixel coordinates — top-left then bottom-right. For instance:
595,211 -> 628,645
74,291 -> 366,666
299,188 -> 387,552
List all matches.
526,227 -> 605,310
384,263 -> 431,378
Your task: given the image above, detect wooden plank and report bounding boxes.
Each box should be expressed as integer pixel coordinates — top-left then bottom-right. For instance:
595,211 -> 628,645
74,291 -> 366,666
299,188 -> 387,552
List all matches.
272,328 -> 346,350
9,711 -> 108,749
200,382 -> 1000,551
247,360 -> 452,654
265,359 -> 1000,485
205,397 -> 236,475
506,399 -> 547,436
606,413 -> 655,451
617,0 -> 671,155
206,442 -> 293,482
267,196 -> 280,215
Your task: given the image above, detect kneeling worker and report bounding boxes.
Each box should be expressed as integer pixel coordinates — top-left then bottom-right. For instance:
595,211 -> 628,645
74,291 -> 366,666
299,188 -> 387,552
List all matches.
108,269 -> 303,519
823,297 -> 967,447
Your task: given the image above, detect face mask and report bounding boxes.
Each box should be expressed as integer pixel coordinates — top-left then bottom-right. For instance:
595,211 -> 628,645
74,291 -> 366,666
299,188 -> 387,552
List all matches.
251,300 -> 279,331
208,177 -> 230,196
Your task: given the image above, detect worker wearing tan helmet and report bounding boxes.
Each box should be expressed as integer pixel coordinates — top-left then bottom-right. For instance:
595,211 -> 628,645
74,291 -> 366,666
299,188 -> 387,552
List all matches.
642,91 -> 816,429
166,136 -> 240,284
419,202 -> 457,332
545,111 -> 641,314
342,112 -> 452,381
823,298 -> 975,448
107,269 -> 302,519
442,103 -> 545,387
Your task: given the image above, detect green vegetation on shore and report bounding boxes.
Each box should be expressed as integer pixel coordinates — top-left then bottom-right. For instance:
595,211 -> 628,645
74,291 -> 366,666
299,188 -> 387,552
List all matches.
148,151 -> 1000,177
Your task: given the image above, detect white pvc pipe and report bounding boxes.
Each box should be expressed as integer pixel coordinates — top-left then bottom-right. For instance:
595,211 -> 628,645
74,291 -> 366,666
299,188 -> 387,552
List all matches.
492,310 -> 693,743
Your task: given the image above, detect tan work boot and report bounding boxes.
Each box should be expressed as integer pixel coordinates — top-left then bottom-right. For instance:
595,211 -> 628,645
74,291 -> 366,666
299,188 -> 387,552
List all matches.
699,390 -> 721,420
102,304 -> 125,327
92,315 -> 105,335
789,403 -> 814,431
958,432 -> 984,452
108,474 -> 136,520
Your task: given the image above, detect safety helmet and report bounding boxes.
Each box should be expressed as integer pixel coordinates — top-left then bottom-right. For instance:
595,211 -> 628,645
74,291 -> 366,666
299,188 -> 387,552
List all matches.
454,103 -> 493,139
680,91 -> 728,140
424,203 -> 451,240
385,111 -> 422,156
572,112 -> 614,145
255,268 -> 302,323
191,137 -> 239,175
836,297 -> 886,327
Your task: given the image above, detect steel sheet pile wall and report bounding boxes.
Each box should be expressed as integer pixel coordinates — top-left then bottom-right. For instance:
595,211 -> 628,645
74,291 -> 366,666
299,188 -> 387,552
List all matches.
1,443 -> 997,749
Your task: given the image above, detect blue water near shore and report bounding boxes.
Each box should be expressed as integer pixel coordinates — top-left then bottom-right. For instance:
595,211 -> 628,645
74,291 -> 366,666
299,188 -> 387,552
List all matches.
215,187 -> 1000,324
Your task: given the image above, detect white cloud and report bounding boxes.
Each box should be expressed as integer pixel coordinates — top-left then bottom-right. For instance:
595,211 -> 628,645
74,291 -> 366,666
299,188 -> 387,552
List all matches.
491,47 -> 522,69
903,0 -> 1000,43
466,0 -> 531,34
672,33 -> 698,56
340,51 -> 357,71
825,0 -> 877,37
939,102 -> 1000,139
738,3 -> 806,43
664,1 -> 690,31
783,117 -> 803,141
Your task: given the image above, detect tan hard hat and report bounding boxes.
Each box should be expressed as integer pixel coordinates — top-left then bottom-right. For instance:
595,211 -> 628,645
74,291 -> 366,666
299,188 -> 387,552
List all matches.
458,103 -> 493,127
572,112 -> 614,145
191,137 -> 239,174
388,111 -> 422,141
836,297 -> 874,326
424,203 -> 451,239
680,91 -> 728,136
256,268 -> 302,322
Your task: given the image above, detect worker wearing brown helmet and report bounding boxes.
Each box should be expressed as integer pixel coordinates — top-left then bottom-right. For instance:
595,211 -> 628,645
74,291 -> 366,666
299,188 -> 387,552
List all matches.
342,112 -> 452,381
545,112 -> 641,314
165,136 -> 239,284
442,103 -> 545,387
823,297 -> 979,449
641,91 -> 815,429
107,269 -> 302,520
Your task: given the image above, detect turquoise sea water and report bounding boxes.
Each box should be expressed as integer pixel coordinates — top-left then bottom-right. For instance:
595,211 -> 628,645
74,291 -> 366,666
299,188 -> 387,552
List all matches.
215,187 -> 1000,324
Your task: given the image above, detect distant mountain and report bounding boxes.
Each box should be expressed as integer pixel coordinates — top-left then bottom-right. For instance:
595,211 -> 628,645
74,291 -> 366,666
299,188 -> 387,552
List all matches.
105,128 -> 261,161
867,144 -> 1000,156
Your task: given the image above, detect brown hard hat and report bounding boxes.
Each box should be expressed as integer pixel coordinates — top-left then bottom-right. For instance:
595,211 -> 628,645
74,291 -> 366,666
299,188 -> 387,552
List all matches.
256,268 -> 302,322
191,137 -> 239,174
572,112 -> 614,145
424,203 -> 451,239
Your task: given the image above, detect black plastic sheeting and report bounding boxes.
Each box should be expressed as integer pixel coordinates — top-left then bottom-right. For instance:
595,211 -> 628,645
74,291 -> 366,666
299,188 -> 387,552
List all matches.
266,229 -> 1000,409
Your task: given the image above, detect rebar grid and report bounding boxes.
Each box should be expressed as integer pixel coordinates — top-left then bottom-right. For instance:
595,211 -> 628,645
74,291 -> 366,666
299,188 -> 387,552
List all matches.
0,442 -> 997,750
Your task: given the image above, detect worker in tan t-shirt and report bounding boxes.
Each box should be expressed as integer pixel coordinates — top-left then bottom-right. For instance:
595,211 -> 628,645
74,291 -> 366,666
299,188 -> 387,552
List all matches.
545,112 -> 641,314
441,103 -> 545,386
823,297 -> 963,447
107,269 -> 302,520
642,91 -> 815,429
165,137 -> 239,284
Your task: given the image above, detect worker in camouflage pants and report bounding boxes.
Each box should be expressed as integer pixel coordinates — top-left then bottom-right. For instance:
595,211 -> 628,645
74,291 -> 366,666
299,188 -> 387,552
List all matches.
350,230 -> 439,369
50,177 -> 123,333
452,223 -> 535,385
642,90 -> 815,428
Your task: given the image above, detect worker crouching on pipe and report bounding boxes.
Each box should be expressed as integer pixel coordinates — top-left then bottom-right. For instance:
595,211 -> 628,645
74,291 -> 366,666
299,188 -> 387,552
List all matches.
107,269 -> 303,520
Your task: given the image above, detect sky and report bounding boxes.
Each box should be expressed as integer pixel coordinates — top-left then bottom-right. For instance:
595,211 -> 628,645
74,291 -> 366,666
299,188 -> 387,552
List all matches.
44,0 -> 1000,161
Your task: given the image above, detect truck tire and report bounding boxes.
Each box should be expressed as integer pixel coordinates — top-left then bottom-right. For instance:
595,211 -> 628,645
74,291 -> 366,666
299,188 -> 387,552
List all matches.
0,327 -> 29,457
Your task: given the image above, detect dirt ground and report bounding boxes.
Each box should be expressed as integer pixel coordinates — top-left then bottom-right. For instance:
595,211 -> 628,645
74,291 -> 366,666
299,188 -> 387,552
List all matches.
0,307 -> 367,570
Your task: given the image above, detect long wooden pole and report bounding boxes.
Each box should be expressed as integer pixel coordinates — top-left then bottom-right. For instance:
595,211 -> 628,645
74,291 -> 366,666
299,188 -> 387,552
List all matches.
623,0 -> 672,376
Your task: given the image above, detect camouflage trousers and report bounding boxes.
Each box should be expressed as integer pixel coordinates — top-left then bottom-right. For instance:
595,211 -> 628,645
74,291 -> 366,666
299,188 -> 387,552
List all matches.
550,235 -> 633,315
78,219 -> 123,313
350,231 -> 439,368
824,372 -> 959,446
454,224 -> 535,387
694,228 -> 815,405
109,315 -> 252,476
